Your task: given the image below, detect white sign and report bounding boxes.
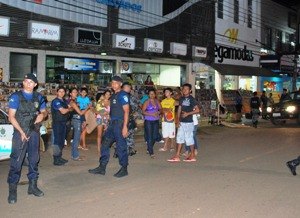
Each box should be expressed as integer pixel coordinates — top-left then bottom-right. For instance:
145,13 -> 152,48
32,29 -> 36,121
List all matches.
170,42 -> 187,56
112,33 -> 135,50
0,16 -> 10,36
28,21 -> 61,41
144,38 -> 163,53
121,62 -> 133,74
193,46 -> 207,58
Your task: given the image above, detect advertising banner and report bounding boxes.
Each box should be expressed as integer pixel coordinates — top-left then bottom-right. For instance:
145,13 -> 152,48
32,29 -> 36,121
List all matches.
112,33 -> 135,50
28,21 -> 61,41
170,42 -> 187,56
144,38 -> 163,53
64,58 -> 99,71
75,28 -> 102,46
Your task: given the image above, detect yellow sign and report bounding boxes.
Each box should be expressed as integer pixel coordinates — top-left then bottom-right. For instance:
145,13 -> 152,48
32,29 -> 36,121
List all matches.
224,28 -> 239,44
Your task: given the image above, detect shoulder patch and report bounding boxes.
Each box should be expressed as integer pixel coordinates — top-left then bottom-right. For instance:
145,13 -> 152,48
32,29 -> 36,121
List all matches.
123,95 -> 129,103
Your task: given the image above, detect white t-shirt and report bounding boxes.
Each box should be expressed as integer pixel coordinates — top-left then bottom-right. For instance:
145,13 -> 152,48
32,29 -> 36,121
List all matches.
193,114 -> 199,126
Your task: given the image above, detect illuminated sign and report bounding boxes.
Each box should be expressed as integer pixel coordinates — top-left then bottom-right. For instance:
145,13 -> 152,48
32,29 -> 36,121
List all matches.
224,28 -> 239,44
75,28 -> 102,46
28,21 -> 60,41
0,16 -> 10,37
96,0 -> 142,13
64,58 -> 99,71
112,33 -> 135,50
192,46 -> 207,58
144,38 -> 163,53
214,45 -> 254,63
170,42 -> 187,56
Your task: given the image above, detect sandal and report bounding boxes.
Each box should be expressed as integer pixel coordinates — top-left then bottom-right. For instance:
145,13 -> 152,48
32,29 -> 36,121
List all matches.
167,156 -> 180,162
159,147 -> 167,152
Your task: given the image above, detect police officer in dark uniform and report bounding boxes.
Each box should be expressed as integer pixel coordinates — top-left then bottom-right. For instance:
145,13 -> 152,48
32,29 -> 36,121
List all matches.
250,91 -> 261,128
89,76 -> 130,178
286,156 -> 300,176
51,86 -> 70,166
7,74 -> 48,204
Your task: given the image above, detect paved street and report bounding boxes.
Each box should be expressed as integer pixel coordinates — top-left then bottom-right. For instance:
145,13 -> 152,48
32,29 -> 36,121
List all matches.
0,121 -> 299,218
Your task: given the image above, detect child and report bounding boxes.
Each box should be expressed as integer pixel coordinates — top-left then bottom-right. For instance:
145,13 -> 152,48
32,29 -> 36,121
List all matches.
159,88 -> 176,152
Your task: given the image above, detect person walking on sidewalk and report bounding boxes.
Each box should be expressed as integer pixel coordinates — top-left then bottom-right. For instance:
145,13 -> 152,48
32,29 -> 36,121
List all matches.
286,156 -> 300,176
168,83 -> 199,162
7,74 -> 48,204
250,91 -> 261,128
89,76 -> 130,178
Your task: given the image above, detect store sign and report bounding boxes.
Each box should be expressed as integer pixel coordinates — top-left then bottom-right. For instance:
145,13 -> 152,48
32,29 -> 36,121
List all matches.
170,42 -> 187,56
96,0 -> 142,13
144,38 -> 163,53
64,58 -> 99,71
0,16 -> 10,37
192,46 -> 207,58
215,45 -> 254,64
75,28 -> 102,46
112,33 -> 135,50
28,21 -> 60,41
224,28 -> 239,44
121,62 -> 133,74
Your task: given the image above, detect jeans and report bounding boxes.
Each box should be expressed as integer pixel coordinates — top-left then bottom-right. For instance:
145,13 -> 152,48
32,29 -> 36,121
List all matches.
7,130 -> 40,184
52,121 -> 67,157
252,109 -> 260,124
144,120 -> 159,155
185,125 -> 199,152
100,120 -> 128,167
71,118 -> 82,159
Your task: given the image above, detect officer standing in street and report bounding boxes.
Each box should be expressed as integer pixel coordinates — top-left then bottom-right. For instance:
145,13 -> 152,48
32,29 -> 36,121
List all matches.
7,74 -> 48,204
250,91 -> 261,128
89,76 -> 130,178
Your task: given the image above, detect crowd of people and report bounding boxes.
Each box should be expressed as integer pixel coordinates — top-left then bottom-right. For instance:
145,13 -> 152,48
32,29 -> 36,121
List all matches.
6,73 -> 298,205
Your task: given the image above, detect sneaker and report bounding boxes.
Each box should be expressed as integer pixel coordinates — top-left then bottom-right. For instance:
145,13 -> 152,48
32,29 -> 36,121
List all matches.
72,156 -> 85,161
167,157 -> 180,162
286,161 -> 297,176
159,147 -> 167,152
158,140 -> 164,144
183,157 -> 197,162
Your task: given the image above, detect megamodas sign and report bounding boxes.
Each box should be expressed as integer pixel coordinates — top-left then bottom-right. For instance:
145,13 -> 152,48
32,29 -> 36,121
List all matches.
75,28 -> 102,46
96,0 -> 142,13
112,33 -> 135,50
64,58 -> 99,71
215,45 -> 254,63
28,21 -> 60,41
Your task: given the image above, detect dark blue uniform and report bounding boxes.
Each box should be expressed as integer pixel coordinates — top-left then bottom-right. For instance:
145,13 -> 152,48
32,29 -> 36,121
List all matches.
99,90 -> 129,167
7,91 -> 46,184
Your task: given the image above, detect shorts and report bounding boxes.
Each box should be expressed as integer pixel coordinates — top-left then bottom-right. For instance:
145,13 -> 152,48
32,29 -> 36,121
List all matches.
176,122 -> 194,146
162,122 -> 175,139
96,116 -> 108,126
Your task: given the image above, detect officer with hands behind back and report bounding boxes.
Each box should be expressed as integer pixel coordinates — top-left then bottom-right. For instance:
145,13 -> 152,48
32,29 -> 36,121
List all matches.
7,74 -> 48,204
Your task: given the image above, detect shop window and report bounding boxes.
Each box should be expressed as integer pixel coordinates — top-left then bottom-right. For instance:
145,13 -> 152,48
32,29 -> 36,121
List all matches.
45,56 -> 114,86
217,0 -> 224,19
234,0 -> 239,24
10,53 -> 37,82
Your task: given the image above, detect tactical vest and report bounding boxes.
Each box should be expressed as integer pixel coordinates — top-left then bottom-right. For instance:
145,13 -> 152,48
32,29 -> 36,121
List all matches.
110,91 -> 128,120
250,97 -> 260,109
51,98 -> 70,123
15,91 -> 40,132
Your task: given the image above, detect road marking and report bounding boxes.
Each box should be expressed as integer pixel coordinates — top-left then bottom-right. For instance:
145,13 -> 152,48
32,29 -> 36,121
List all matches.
239,144 -> 294,163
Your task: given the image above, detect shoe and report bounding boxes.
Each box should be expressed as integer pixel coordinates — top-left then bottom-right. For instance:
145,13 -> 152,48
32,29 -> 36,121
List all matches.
78,146 -> 83,149
159,147 -> 167,152
53,156 -> 65,166
157,140 -> 164,144
150,154 -> 155,159
8,184 -> 17,204
114,166 -> 128,178
28,180 -> 44,197
88,164 -> 106,175
81,147 -> 89,151
59,157 -> 68,164
72,156 -> 85,161
129,149 -> 137,156
286,161 -> 297,176
167,157 -> 180,162
183,157 -> 197,162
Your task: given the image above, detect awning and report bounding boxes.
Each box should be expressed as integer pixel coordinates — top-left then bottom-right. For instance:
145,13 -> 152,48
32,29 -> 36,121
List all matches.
212,63 -> 281,77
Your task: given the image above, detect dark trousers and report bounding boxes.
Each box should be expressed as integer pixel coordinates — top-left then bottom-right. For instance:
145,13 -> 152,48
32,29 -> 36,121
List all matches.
7,130 -> 40,184
144,120 -> 159,155
100,120 -> 128,167
52,121 -> 67,157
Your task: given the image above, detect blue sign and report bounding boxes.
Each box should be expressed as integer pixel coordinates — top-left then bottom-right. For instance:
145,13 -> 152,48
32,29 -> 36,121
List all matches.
96,0 -> 142,13
64,58 -> 99,71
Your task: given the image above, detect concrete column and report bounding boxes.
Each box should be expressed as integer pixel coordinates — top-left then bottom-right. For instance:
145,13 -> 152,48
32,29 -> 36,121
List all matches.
0,47 -> 10,82
186,62 -> 195,96
37,50 -> 46,83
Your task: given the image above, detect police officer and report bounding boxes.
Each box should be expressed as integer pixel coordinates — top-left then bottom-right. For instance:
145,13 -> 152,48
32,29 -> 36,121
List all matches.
286,156 -> 300,176
7,74 -> 48,204
250,91 -> 261,128
89,76 -> 130,177
51,86 -> 71,166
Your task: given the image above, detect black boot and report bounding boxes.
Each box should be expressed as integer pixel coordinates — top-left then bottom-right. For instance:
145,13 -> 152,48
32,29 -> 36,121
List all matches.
53,156 -> 65,166
88,164 -> 106,175
114,166 -> 128,178
59,157 -> 68,164
286,157 -> 299,176
8,184 -> 17,204
28,179 -> 44,197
